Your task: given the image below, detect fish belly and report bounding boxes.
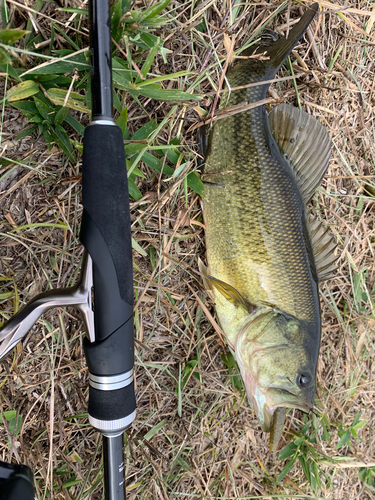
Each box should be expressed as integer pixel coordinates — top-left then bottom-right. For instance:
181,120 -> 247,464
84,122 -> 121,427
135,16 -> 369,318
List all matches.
203,109 -> 317,323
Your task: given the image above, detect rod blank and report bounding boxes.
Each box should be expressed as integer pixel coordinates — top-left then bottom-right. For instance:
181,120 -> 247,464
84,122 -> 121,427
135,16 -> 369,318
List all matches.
89,0 -> 113,120
103,434 -> 126,500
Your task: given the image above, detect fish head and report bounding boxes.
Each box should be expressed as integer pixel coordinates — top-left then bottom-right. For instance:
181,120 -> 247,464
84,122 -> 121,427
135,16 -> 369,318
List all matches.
235,309 -> 316,432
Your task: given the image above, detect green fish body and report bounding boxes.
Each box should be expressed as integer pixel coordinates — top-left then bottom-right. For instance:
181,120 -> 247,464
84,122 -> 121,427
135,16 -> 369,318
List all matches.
199,4 -> 336,448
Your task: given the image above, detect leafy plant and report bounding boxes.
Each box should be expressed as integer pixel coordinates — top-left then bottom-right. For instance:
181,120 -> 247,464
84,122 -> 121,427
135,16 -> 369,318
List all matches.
54,459 -> 83,492
336,412 -> 366,449
176,357 -> 202,417
176,355 -> 202,395
359,466 -> 375,488
277,412 -> 367,493
277,421 -> 330,493
10,92 -> 81,160
352,267 -> 369,312
0,410 -> 23,446
0,276 -> 19,320
3,0 -> 203,198
0,29 -> 29,67
120,114 -> 204,200
221,351 -> 244,393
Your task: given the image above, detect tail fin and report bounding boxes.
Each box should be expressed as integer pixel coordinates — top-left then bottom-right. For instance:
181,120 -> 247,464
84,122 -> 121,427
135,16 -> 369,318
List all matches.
265,3 -> 319,72
225,4 -> 319,99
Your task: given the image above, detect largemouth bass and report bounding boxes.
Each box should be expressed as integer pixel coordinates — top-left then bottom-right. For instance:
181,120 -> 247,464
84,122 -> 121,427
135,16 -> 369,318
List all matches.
199,3 -> 336,450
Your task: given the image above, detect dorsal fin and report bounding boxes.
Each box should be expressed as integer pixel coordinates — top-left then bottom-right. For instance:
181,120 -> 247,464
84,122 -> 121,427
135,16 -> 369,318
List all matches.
308,214 -> 337,281
268,103 -> 331,204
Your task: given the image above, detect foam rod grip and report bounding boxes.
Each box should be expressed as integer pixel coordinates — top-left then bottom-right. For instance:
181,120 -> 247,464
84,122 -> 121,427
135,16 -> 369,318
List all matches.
88,381 -> 136,427
80,123 -> 134,343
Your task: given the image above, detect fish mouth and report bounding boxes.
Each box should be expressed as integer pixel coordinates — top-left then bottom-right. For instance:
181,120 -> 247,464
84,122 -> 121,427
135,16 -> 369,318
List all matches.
244,377 -> 312,432
258,402 -> 312,433
260,393 -> 312,432
238,346 -> 313,431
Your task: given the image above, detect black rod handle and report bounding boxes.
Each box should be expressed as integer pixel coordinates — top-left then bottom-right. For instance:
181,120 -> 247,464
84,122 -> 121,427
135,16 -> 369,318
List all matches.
80,123 -> 136,431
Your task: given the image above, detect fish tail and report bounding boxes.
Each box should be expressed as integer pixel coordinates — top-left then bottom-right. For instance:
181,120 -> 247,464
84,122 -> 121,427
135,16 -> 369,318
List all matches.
225,4 -> 319,100
265,3 -> 319,73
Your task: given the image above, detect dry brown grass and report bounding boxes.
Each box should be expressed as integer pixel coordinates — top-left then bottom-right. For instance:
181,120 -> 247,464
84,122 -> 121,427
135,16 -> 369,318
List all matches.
1,0 -> 375,499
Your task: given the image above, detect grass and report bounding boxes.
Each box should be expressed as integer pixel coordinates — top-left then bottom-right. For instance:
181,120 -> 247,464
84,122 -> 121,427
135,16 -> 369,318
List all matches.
1,0 -> 375,499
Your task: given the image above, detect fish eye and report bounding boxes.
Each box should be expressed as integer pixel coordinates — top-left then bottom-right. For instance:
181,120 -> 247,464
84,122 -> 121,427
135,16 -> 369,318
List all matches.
297,373 -> 312,388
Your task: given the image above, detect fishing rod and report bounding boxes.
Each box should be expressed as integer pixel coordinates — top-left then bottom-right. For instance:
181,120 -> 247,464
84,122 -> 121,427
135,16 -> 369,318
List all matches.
0,0 -> 136,498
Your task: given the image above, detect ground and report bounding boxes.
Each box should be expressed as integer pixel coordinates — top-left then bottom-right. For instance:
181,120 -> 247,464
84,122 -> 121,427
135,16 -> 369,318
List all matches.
0,0 -> 375,499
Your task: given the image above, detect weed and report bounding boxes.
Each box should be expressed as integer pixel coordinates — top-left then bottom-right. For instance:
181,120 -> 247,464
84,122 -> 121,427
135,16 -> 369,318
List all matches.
277,421 -> 329,493
335,411 -> 367,450
359,466 -> 375,489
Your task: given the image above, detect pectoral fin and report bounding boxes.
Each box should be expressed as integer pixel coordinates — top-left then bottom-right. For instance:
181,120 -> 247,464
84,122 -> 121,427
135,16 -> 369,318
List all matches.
198,259 -> 252,312
208,276 -> 250,311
